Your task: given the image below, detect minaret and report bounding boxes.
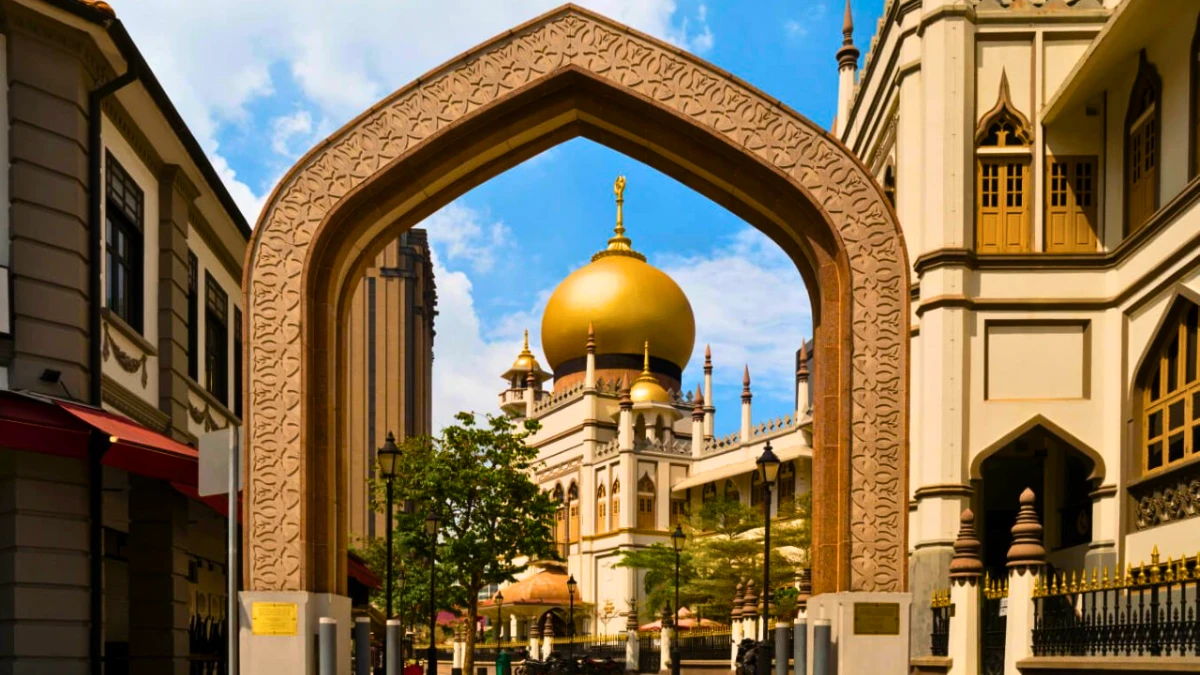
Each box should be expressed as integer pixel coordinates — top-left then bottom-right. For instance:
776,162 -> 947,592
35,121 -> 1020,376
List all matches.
618,388 -> 634,451
525,370 -> 537,418
835,0 -> 860,136
703,345 -> 715,437
585,321 -> 597,389
740,365 -> 752,440
691,385 -> 705,458
796,338 -> 811,420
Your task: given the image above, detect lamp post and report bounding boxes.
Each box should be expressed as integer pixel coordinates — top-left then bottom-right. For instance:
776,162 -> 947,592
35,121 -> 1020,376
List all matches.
670,525 -> 686,675
425,513 -> 441,675
755,443 -> 780,675
566,575 -> 577,656
378,433 -> 402,674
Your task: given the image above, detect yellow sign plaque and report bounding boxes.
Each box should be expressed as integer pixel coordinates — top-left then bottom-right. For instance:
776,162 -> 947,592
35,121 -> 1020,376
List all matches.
853,602 -> 900,635
251,602 -> 298,636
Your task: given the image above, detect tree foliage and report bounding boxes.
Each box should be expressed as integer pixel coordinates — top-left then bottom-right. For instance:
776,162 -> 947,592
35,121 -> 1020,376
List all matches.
616,492 -> 811,622
365,412 -> 559,675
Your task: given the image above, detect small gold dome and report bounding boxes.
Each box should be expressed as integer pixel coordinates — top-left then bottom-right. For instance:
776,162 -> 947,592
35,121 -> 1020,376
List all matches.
501,330 -> 549,383
629,343 -> 671,403
540,177 -> 695,372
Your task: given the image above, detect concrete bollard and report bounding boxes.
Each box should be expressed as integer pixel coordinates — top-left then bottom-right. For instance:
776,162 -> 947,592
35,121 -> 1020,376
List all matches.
774,623 -> 789,675
812,619 -> 830,675
319,618 -> 337,675
793,618 -> 807,675
356,617 -> 371,675
387,619 -> 402,675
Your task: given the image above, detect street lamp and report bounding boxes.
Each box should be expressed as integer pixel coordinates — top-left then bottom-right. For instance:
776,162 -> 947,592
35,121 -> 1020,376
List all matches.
566,574 -> 577,655
496,591 -> 505,653
670,525 -> 686,675
425,513 -> 441,675
378,432 -> 402,675
755,443 -> 780,675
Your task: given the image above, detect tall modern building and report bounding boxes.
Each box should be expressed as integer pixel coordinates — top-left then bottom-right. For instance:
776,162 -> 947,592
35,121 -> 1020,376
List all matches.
346,230 -> 437,544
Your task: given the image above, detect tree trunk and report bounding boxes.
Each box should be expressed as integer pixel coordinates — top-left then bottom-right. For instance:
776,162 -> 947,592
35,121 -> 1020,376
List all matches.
463,594 -> 479,675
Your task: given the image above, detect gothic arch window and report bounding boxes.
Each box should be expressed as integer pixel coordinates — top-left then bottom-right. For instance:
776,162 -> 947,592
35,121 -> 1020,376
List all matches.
637,472 -> 656,530
634,414 -> 646,442
701,482 -> 717,503
1192,15 -> 1200,178
750,471 -> 763,511
596,483 -> 608,533
567,481 -> 580,543
1138,299 -> 1200,474
724,479 -> 740,504
778,461 -> 797,508
611,479 -> 621,529
975,71 -> 1033,254
553,483 -> 566,546
882,164 -> 896,209
1126,51 -> 1162,235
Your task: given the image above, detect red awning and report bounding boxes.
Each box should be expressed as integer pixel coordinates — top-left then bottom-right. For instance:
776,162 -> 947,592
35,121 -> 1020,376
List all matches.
348,553 -> 381,590
172,481 -> 244,521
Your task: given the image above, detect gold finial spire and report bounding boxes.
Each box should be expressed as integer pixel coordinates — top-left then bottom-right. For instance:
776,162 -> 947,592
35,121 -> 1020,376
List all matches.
642,341 -> 651,373
594,175 -> 645,262
522,329 -> 530,351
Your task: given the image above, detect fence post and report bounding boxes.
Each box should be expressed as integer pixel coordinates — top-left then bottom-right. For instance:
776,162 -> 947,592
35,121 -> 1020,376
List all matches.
626,606 -> 640,673
530,622 -> 541,661
319,618 -> 337,675
729,583 -> 744,672
659,605 -> 673,675
773,620 -> 789,675
947,508 -> 982,675
793,617 -> 806,675
742,580 -> 759,643
542,621 -> 554,659
354,617 -> 370,675
811,619 -> 830,675
386,619 -> 401,675
1003,488 -> 1046,675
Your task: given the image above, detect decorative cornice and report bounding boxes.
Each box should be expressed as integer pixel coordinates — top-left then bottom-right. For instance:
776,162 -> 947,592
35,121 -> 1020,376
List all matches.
101,374 -> 169,433
102,96 -> 165,176
101,319 -> 149,389
186,376 -> 241,428
913,483 -> 974,500
4,1 -> 114,86
1130,460 -> 1200,532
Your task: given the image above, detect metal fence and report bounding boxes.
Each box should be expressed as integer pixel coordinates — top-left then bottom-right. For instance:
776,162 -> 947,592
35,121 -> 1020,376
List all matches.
1033,552 -> 1200,657
637,633 -> 660,673
930,589 -> 951,658
676,630 -> 732,661
982,576 -> 1008,675
578,634 -> 626,661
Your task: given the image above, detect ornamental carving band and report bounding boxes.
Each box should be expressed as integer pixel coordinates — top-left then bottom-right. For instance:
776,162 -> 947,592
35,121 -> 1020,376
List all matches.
246,7 -> 907,592
102,322 -> 148,388
1134,468 -> 1200,531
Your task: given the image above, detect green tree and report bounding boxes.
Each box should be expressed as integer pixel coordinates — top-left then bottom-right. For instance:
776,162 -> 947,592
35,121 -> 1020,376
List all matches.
616,492 -> 811,622
370,412 -> 559,675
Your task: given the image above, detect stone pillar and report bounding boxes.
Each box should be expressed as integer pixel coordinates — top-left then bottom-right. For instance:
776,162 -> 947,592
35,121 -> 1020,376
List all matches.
625,607 -> 639,673
741,580 -> 759,643
525,371 -> 537,419
529,622 -> 541,661
585,322 -> 596,389
947,509 -> 982,675
703,346 -> 714,437
795,340 -> 810,422
1003,489 -> 1046,675
729,583 -> 744,671
542,621 -> 554,658
157,166 -> 199,441
659,605 -> 672,675
691,387 -> 706,458
739,366 -> 752,441
128,475 -> 190,675
618,390 -> 633,451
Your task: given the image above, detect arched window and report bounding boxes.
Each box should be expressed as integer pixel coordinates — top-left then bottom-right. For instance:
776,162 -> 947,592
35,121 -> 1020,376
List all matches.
1140,300 -> 1200,474
553,483 -> 566,546
568,481 -> 580,543
750,471 -> 763,511
724,479 -> 740,504
634,414 -> 646,442
975,71 -> 1033,254
637,472 -> 656,530
1126,51 -> 1161,235
882,164 -> 896,209
611,479 -> 621,529
596,483 -> 608,533
778,461 -> 797,508
701,482 -> 717,503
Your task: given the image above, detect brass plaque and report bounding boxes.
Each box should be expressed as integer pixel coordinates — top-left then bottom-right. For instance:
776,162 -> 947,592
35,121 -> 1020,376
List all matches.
853,602 -> 900,635
251,602 -> 298,636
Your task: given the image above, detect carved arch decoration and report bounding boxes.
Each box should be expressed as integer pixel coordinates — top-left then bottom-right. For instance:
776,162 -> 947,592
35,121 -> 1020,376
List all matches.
243,5 -> 909,596
969,413 -> 1106,485
975,70 -> 1033,148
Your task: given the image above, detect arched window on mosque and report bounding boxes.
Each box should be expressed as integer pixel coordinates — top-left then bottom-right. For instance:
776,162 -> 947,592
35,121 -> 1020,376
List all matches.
634,414 -> 647,443
612,479 -> 621,529
701,482 -> 717,503
778,461 -> 797,510
670,491 -> 689,527
1140,300 -> 1200,474
637,473 -> 656,530
553,483 -> 566,547
750,472 -> 763,514
596,483 -> 608,533
882,164 -> 896,209
975,71 -> 1033,254
567,481 -> 580,543
724,479 -> 740,504
1126,51 -> 1161,235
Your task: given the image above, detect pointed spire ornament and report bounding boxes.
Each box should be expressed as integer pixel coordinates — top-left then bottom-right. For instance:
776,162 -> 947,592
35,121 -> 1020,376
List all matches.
731,582 -> 744,620
797,338 -> 809,377
593,175 -> 645,261
742,365 -> 752,402
704,344 -> 713,373
949,508 -> 984,581
1006,488 -> 1046,571
693,385 -> 705,420
836,0 -> 860,69
586,321 -> 596,353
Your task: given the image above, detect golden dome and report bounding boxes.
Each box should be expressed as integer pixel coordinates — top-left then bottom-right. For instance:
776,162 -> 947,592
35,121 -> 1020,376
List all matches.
540,176 -> 695,372
629,343 -> 671,403
501,330 -> 549,382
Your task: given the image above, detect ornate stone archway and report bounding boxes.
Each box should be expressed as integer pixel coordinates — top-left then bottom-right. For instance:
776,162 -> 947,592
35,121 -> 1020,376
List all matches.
242,5 -> 909,604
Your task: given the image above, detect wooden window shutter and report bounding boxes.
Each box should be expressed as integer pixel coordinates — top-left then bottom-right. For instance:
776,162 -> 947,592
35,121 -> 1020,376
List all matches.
1046,158 -> 1098,253
977,157 -> 1030,254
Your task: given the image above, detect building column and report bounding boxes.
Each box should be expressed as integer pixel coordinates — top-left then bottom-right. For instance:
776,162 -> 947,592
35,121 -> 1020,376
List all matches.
690,388 -> 705,458
947,509 -> 982,675
1003,489 -> 1046,675
127,475 -> 190,675
156,167 -> 197,441
1085,484 -> 1117,573
703,346 -> 714,437
739,366 -> 752,441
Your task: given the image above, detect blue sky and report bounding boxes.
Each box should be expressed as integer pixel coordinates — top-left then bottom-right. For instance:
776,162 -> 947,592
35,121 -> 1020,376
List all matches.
117,0 -> 884,434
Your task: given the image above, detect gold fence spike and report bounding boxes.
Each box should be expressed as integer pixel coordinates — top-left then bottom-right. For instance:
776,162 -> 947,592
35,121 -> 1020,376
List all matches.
1033,574 -> 1043,598
1125,563 -> 1134,588
1003,578 -> 1010,597
1151,545 -> 1160,566
1102,566 -> 1110,590
1069,570 -> 1077,594
1166,557 -> 1176,583
1091,568 -> 1098,592
1178,558 -> 1190,581
1137,562 -> 1147,586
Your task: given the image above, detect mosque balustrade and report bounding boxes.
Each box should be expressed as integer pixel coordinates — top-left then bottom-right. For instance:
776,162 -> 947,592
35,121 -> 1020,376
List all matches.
633,437 -> 691,456
1031,548 -> 1200,658
702,433 -> 741,456
749,415 -> 797,440
533,382 -> 586,415
595,438 -> 621,459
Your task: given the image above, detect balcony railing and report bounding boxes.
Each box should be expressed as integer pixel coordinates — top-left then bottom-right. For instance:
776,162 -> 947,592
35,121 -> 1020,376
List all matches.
930,589 -> 951,657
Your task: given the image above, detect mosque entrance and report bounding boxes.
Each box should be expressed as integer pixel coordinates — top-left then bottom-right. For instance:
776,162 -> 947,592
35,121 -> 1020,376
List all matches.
239,5 -> 910,651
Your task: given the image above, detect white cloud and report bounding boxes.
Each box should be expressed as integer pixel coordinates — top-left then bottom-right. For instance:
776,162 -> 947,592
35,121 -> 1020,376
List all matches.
115,0 -> 715,224
269,110 -> 314,156
784,2 -> 830,42
425,203 -> 512,274
428,210 -> 809,432
784,19 -> 807,39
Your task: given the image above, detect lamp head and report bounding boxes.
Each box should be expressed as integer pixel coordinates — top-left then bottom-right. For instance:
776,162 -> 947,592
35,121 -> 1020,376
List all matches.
495,590 -> 504,604
424,512 -> 440,536
378,431 -> 401,479
671,524 -> 686,552
756,443 -> 781,484
566,574 -> 577,599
